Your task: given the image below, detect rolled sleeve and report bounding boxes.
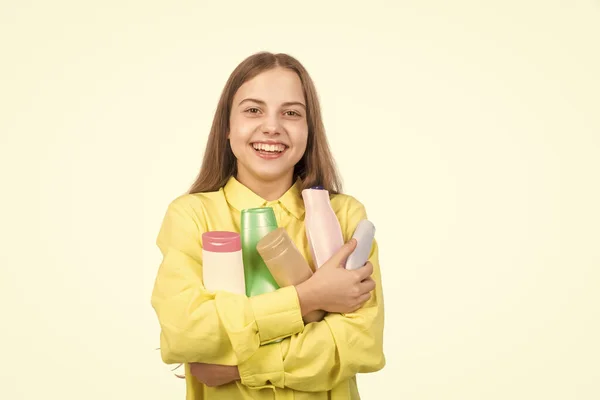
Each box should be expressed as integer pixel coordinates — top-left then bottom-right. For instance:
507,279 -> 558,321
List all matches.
249,285 -> 304,345
238,341 -> 285,389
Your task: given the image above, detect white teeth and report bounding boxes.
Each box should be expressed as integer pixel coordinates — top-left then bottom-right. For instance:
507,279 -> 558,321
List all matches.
252,143 -> 286,152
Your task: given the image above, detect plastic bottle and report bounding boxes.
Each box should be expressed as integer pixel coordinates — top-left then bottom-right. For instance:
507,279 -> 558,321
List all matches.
241,207 -> 280,297
257,227 -> 326,323
345,219 -> 376,270
301,186 -> 344,269
201,231 -> 246,294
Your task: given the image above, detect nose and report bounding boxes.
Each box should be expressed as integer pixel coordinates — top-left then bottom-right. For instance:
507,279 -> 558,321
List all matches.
261,114 -> 282,135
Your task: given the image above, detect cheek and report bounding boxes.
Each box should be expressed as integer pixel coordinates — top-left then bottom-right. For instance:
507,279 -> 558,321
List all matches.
296,128 -> 309,152
287,121 -> 308,147
227,133 -> 247,161
228,119 -> 255,149
290,132 -> 309,164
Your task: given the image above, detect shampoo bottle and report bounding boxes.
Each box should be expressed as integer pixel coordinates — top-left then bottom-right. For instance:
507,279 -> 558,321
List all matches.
241,207 -> 280,297
345,219 -> 376,270
301,186 -> 344,269
201,231 -> 246,294
257,227 -> 326,323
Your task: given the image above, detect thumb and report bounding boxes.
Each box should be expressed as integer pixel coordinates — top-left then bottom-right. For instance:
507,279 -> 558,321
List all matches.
331,238 -> 358,268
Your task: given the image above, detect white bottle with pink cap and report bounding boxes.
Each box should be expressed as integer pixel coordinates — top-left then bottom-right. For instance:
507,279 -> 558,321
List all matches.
201,231 -> 246,295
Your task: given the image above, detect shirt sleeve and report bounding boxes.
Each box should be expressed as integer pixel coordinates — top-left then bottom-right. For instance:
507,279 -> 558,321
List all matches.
237,199 -> 386,392
150,196 -> 305,366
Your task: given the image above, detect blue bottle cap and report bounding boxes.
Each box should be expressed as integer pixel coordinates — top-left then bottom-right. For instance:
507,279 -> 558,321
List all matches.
311,185 -> 324,190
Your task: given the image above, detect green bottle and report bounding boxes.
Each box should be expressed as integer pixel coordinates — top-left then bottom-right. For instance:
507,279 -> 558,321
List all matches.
241,207 -> 280,297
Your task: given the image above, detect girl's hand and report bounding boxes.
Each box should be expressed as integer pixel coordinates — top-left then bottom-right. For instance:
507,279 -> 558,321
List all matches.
189,363 -> 240,387
296,239 -> 375,315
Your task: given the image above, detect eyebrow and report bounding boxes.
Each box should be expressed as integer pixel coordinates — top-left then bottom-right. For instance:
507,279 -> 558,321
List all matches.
238,98 -> 306,109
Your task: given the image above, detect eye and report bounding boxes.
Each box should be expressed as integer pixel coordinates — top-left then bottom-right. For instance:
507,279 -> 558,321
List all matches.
245,107 -> 261,114
284,110 -> 302,117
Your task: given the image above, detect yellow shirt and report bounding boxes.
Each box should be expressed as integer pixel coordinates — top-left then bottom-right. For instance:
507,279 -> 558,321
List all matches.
151,176 -> 385,399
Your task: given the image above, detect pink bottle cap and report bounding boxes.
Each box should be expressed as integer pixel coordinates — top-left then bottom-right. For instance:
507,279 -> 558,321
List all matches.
202,231 -> 241,252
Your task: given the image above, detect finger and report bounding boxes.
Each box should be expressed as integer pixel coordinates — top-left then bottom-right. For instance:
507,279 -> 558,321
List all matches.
358,277 -> 376,294
355,261 -> 374,280
338,238 -> 358,263
357,291 -> 371,305
326,239 -> 358,268
349,292 -> 371,313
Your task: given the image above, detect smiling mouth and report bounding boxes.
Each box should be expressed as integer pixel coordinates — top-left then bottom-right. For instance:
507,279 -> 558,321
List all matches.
251,142 -> 288,153
251,142 -> 288,159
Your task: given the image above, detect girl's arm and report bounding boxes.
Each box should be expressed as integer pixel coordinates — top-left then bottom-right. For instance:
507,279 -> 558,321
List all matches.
150,196 -> 305,366
236,200 -> 386,392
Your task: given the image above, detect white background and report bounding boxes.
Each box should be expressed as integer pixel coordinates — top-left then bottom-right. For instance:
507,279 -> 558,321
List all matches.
1,1 -> 599,399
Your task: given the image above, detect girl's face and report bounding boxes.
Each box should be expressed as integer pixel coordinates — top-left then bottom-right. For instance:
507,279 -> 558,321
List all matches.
228,67 -> 309,186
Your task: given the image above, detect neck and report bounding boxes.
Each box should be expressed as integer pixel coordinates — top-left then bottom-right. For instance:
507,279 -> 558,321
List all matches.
236,169 -> 294,201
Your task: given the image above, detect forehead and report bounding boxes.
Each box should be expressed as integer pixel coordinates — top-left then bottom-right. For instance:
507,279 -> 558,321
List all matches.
234,67 -> 305,104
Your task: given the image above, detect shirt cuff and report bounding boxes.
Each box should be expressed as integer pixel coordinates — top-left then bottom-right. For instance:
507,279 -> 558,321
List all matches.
238,341 -> 284,389
249,285 -> 304,344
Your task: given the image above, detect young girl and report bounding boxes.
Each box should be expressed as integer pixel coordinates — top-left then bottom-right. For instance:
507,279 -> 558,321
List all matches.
151,52 -> 385,399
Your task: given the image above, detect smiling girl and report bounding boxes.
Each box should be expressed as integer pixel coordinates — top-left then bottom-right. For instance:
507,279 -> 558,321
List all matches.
151,52 -> 385,399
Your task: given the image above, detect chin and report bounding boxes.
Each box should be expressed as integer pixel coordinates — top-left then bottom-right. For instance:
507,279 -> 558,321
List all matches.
235,149 -> 301,184
251,168 -> 292,182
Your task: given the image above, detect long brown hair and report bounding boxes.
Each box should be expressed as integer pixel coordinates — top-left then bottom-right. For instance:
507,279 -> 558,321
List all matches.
187,52 -> 343,195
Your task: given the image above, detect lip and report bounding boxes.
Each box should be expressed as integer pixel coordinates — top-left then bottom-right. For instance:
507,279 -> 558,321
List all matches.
250,142 -> 288,160
250,140 -> 289,147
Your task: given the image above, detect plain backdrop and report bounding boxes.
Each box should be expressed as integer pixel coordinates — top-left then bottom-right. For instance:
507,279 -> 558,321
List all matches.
1,1 -> 599,399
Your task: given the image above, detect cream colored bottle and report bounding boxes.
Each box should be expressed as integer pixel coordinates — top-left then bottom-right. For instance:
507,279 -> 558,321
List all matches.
257,227 -> 326,323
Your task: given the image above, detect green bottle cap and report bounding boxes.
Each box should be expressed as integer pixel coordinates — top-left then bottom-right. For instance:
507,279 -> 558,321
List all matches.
241,207 -> 278,230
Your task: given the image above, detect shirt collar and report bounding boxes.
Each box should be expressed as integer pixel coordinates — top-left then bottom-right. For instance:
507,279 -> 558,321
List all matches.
223,176 -> 305,220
